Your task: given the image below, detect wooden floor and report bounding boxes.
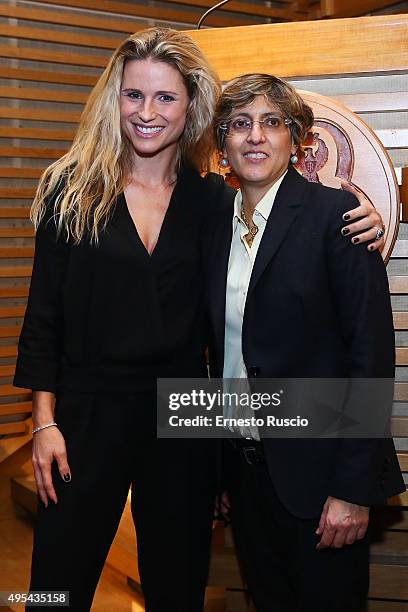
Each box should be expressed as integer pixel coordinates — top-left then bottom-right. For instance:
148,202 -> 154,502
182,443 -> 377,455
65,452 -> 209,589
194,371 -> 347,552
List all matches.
0,438 -> 145,611
0,442 -> 225,612
0,503 -> 146,611
0,505 -> 227,611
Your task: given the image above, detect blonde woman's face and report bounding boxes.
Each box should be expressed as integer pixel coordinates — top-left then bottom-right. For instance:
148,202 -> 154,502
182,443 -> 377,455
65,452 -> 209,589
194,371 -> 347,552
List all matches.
223,95 -> 297,190
120,58 -> 190,158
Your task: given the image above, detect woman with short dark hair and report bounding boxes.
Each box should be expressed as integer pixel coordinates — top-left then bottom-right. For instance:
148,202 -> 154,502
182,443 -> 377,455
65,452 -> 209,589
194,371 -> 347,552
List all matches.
206,73 -> 405,612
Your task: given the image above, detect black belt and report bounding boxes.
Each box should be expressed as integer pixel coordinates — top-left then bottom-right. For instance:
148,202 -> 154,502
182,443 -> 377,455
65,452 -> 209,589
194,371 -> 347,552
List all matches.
229,437 -> 264,466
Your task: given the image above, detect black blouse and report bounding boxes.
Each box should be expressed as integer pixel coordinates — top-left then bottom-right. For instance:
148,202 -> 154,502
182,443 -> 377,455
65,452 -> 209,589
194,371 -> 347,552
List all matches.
13,167 -> 229,393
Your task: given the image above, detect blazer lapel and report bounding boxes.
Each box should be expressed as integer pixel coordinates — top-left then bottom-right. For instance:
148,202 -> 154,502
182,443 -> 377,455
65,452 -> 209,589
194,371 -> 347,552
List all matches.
247,167 -> 308,300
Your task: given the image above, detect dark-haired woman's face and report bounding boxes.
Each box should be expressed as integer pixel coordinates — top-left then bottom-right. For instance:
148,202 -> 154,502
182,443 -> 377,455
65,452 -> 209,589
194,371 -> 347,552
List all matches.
120,58 -> 190,159
223,95 -> 297,190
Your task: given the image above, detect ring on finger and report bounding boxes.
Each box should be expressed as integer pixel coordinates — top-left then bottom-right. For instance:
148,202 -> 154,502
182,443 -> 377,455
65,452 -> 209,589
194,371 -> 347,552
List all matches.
374,226 -> 385,241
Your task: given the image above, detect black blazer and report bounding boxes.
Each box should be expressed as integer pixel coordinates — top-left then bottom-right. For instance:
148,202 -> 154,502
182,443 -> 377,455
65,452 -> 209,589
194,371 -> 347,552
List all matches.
204,167 -> 405,519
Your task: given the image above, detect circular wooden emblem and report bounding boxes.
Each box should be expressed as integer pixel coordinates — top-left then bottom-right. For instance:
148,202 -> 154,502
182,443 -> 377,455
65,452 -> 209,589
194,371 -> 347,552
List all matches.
295,91 -> 400,262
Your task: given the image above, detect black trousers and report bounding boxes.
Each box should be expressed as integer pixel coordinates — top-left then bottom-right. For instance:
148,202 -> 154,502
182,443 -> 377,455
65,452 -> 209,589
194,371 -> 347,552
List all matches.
225,442 -> 370,612
28,392 -> 217,612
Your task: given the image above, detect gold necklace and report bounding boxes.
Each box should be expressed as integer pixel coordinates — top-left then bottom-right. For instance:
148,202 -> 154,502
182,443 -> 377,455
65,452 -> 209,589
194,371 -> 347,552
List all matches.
241,205 -> 258,247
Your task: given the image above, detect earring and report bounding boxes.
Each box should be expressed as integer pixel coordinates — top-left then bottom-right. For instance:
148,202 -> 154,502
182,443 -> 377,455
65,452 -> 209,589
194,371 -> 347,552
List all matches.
290,154 -> 298,164
219,157 -> 229,168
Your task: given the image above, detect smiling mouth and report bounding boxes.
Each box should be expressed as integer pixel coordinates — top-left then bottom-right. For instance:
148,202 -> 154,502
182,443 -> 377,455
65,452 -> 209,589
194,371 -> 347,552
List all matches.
133,124 -> 165,136
243,152 -> 269,160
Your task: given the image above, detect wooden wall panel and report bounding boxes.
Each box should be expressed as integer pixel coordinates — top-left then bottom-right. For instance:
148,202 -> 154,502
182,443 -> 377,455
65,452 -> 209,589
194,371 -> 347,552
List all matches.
0,24 -> 125,50
320,0 -> 407,19
0,107 -> 81,123
186,15 -> 408,80
0,4 -> 145,34
0,44 -> 109,67
29,0 -> 269,28
158,0 -> 306,20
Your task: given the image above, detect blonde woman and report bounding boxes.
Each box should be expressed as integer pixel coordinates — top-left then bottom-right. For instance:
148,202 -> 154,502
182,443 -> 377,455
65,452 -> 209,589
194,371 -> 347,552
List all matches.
14,28 -> 225,612
14,28 -> 383,612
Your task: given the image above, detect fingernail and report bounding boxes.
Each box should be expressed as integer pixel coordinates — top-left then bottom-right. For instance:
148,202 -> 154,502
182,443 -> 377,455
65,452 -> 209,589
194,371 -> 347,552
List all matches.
63,473 -> 71,482
343,214 -> 350,221
341,227 -> 350,236
352,237 -> 359,244
368,245 -> 373,251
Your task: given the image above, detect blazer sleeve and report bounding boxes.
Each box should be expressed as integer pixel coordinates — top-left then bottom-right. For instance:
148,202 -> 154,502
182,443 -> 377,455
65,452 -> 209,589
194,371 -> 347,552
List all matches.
13,196 -> 70,393
325,189 -> 396,506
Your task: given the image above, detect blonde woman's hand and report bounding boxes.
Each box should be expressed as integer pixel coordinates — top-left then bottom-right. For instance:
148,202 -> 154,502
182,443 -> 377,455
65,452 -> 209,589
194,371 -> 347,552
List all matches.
32,426 -> 71,507
340,181 -> 385,252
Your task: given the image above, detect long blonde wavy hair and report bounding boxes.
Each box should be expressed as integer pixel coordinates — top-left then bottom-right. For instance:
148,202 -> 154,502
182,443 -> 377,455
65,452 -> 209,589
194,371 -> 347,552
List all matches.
31,27 -> 221,243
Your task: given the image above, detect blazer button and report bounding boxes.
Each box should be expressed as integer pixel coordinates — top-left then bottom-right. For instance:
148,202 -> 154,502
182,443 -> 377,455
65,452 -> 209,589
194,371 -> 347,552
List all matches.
248,366 -> 260,377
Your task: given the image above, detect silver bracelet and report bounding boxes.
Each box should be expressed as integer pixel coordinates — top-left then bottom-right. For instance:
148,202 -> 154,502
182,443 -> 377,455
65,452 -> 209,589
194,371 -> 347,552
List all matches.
32,422 -> 58,435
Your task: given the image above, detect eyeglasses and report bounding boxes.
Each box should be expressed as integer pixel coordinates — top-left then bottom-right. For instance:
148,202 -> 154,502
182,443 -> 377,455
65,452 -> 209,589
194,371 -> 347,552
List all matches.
220,115 -> 292,136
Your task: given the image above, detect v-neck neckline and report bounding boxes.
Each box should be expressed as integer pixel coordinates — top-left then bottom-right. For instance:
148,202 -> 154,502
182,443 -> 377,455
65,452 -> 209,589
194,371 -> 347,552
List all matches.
121,180 -> 178,258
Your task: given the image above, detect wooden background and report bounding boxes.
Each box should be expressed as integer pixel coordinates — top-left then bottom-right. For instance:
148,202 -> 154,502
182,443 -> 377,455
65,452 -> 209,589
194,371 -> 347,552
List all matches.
0,2 -> 407,611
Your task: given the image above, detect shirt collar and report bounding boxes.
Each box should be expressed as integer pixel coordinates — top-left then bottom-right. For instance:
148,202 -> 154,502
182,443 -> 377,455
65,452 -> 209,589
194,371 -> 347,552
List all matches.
233,169 -> 288,226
